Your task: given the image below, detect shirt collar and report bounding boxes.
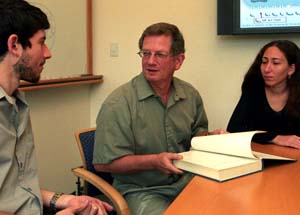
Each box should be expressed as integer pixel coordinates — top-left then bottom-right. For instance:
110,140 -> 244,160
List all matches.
172,77 -> 187,101
0,86 -> 28,107
135,73 -> 187,101
135,73 -> 155,101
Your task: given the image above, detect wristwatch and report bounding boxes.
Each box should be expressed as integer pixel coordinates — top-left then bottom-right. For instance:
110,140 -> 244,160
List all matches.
49,192 -> 64,214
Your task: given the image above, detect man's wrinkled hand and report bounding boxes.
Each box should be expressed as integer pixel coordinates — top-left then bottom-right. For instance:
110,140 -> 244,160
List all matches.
56,195 -> 113,215
154,152 -> 184,175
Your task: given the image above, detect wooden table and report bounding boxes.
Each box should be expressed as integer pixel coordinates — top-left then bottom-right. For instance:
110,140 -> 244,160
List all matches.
164,143 -> 300,215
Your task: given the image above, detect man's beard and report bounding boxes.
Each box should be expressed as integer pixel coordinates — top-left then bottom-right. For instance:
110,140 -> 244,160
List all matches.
14,54 -> 40,83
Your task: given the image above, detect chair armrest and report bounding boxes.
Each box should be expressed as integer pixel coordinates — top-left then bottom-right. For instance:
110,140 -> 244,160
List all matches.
72,167 -> 131,215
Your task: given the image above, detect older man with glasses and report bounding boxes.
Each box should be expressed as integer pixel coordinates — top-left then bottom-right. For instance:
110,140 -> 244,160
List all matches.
93,22 -> 224,215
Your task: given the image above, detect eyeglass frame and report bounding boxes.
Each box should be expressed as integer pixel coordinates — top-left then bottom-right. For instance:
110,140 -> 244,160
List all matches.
137,50 -> 174,60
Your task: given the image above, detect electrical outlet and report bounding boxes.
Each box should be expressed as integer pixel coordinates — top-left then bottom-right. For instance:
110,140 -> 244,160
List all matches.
110,43 -> 119,57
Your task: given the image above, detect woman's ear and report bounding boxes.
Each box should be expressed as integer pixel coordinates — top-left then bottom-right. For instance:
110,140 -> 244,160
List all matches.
288,64 -> 295,77
7,34 -> 22,57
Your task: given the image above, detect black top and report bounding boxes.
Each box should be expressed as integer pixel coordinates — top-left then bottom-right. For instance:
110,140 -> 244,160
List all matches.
227,87 -> 300,143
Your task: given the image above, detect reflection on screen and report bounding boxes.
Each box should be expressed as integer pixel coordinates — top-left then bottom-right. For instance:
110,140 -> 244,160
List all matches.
240,0 -> 300,28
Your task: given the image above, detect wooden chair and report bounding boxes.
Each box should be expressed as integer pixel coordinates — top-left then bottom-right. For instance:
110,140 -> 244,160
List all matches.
72,127 -> 131,215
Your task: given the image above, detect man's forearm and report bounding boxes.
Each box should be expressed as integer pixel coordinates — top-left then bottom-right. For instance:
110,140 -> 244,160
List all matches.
94,154 -> 158,174
94,152 -> 184,175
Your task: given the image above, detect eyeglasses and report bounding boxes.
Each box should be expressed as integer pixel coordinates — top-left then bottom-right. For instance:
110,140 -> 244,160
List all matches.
137,50 -> 172,60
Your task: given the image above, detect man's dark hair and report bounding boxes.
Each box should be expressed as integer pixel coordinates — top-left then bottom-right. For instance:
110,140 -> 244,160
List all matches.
0,0 -> 50,58
138,22 -> 185,56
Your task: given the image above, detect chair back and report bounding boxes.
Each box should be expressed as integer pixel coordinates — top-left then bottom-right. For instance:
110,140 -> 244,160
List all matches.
75,127 -> 113,196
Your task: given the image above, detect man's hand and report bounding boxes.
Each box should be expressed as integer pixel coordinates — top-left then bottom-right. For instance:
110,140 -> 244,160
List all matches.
153,152 -> 184,175
56,195 -> 113,215
198,129 -> 228,136
209,129 -> 228,135
272,135 -> 300,149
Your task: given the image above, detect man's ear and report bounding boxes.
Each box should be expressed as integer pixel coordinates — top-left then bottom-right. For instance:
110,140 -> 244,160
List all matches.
174,53 -> 185,71
7,34 -> 22,57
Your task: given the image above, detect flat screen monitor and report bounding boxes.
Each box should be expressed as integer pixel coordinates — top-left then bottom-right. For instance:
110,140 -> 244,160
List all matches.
218,0 -> 300,35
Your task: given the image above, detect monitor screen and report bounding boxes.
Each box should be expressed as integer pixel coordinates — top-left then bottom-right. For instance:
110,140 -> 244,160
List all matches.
218,0 -> 300,35
240,0 -> 300,29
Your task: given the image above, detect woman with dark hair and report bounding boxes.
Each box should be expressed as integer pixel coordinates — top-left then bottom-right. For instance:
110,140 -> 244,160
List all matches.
227,40 -> 300,148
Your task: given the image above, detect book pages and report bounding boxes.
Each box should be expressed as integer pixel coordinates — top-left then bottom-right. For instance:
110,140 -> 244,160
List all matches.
191,131 -> 264,159
178,150 -> 259,170
253,151 -> 295,161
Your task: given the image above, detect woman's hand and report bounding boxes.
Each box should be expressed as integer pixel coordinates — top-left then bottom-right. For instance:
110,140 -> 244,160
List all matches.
272,135 -> 300,149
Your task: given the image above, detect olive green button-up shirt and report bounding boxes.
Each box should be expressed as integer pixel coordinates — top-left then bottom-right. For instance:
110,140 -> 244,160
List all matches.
93,73 -> 208,194
0,87 -> 42,214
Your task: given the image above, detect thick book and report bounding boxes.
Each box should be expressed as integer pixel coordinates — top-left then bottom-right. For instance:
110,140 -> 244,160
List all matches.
174,131 -> 295,182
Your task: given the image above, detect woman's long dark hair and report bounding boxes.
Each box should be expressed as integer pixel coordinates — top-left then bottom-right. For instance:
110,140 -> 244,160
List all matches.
242,40 -> 300,120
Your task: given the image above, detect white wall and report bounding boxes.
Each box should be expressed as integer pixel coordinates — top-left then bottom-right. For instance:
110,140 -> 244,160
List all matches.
26,86 -> 91,193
